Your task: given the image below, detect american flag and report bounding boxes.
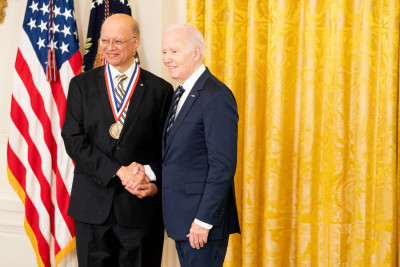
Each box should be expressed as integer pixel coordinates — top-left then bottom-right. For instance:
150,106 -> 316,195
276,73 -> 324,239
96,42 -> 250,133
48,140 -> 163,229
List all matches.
7,0 -> 81,266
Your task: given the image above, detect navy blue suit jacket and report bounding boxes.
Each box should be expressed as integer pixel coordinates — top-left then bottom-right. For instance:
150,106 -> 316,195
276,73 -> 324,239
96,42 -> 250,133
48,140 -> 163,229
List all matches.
162,68 -> 240,241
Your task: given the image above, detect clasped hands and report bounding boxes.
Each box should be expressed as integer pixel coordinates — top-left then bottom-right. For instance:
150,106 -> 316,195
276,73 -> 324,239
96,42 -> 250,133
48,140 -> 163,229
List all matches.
116,162 -> 157,198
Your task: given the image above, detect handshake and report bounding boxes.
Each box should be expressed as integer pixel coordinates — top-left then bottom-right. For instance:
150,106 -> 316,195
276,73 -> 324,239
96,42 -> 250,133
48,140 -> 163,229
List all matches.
116,162 -> 157,198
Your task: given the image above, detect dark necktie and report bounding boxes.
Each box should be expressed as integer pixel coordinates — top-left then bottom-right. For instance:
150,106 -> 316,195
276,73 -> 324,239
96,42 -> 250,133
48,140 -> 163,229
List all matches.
165,85 -> 185,141
115,74 -> 128,124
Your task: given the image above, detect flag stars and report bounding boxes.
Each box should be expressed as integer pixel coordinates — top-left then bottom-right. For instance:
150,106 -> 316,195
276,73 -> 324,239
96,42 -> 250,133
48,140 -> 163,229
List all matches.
48,41 -> 58,50
24,1 -> 80,69
54,6 -> 61,17
52,23 -> 60,34
38,20 -> 47,33
62,8 -> 72,20
61,25 -> 71,37
37,37 -> 46,50
60,42 -> 69,54
95,0 -> 104,6
29,1 -> 39,13
27,18 -> 37,30
40,2 -> 49,16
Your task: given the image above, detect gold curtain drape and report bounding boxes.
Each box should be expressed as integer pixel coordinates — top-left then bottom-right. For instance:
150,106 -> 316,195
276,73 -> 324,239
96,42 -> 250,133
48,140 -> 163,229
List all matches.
187,0 -> 400,266
0,0 -> 7,24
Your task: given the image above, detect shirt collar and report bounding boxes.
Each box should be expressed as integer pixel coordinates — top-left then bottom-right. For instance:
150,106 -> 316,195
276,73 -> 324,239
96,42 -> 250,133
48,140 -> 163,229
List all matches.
108,62 -> 137,81
182,64 -> 206,92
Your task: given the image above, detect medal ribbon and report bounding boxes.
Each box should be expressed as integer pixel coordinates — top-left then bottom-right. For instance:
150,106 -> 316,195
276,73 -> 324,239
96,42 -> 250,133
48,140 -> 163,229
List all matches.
105,63 -> 140,122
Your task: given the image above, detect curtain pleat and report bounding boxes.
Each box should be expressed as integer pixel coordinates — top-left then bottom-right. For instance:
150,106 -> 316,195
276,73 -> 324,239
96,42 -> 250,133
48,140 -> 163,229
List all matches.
187,0 -> 400,266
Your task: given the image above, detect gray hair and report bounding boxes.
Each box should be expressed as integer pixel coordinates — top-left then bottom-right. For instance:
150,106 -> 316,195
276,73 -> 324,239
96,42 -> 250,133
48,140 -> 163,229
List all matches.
131,20 -> 140,37
164,24 -> 205,58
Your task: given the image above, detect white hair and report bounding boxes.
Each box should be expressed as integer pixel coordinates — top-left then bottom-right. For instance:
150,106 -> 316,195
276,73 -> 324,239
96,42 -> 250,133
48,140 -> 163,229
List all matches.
164,24 -> 205,58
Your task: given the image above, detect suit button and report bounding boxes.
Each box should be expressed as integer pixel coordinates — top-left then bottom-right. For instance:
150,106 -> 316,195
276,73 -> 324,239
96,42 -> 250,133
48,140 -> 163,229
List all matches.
115,145 -> 120,150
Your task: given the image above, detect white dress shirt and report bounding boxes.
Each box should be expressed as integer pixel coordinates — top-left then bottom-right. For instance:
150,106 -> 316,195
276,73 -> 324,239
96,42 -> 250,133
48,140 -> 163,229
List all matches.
176,64 -> 206,115
108,62 -> 136,93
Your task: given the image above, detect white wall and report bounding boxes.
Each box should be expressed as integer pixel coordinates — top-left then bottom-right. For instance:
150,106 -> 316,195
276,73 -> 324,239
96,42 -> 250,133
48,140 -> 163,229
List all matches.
0,0 -> 185,266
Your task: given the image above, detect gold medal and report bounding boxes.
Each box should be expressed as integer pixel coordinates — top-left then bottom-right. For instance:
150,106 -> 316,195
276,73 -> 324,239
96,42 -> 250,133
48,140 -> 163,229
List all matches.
109,122 -> 123,139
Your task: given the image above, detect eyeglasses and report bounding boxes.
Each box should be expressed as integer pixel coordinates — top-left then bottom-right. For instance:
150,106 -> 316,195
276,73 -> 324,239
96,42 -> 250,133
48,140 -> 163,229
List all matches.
99,36 -> 137,47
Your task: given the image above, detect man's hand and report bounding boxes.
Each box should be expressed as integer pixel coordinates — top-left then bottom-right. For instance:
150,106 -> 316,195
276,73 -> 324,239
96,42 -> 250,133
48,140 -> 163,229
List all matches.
125,182 -> 158,198
115,165 -> 135,184
117,162 -> 149,186
123,162 -> 156,198
186,221 -> 210,249
130,162 -> 145,175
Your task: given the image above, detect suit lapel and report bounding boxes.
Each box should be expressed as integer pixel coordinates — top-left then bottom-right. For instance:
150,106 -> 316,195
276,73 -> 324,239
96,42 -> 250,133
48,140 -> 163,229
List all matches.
98,66 -> 116,127
162,93 -> 175,155
164,88 -> 198,151
163,68 -> 211,156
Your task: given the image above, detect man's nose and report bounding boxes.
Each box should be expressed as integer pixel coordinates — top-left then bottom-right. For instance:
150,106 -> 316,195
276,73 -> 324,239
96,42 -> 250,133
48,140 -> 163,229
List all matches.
107,44 -> 117,49
163,54 -> 170,63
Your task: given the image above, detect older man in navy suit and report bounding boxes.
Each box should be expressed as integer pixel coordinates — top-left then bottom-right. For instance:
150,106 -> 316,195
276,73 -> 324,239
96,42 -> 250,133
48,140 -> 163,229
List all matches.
127,23 -> 240,266
159,23 -> 241,267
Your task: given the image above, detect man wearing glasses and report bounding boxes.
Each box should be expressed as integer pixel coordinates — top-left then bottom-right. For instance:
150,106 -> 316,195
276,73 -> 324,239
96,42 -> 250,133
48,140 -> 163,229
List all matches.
62,14 -> 173,267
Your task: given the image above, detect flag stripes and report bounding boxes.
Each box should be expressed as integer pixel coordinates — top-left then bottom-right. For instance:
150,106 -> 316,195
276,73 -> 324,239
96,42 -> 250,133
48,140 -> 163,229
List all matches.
7,0 -> 82,266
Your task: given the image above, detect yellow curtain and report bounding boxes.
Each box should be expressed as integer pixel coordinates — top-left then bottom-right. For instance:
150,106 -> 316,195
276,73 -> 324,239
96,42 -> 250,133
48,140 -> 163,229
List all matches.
187,0 -> 400,266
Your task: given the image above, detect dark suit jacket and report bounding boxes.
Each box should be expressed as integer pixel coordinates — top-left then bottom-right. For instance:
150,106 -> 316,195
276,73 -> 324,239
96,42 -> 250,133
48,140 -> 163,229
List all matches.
161,68 -> 240,240
62,65 -> 173,228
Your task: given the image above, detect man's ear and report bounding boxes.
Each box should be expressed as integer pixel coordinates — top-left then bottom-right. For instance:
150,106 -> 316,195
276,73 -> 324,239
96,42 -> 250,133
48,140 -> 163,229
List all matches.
193,45 -> 201,61
134,36 -> 141,49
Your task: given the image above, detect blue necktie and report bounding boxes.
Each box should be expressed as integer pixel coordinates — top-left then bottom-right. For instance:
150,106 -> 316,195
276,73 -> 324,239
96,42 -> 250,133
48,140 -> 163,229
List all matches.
165,85 -> 185,141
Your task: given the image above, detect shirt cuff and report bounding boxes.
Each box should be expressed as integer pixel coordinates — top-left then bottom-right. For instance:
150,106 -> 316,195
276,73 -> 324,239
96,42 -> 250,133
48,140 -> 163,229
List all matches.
144,165 -> 156,182
194,219 -> 213,230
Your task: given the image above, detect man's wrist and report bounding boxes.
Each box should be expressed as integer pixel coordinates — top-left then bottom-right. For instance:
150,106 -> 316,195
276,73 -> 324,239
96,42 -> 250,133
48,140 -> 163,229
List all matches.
115,166 -> 124,178
144,165 -> 156,181
194,219 -> 213,230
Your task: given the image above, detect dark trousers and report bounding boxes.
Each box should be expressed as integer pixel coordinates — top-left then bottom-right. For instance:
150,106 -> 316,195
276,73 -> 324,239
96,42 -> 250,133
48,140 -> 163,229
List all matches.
75,208 -> 164,267
175,236 -> 229,267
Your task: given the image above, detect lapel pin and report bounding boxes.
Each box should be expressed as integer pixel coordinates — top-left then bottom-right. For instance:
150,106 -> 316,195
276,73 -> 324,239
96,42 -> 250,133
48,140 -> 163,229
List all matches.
191,94 -> 196,98
140,83 -> 144,86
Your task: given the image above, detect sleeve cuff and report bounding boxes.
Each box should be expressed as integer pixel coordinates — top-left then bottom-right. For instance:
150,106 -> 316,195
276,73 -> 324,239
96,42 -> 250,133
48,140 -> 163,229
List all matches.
144,165 -> 156,182
194,219 -> 213,230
